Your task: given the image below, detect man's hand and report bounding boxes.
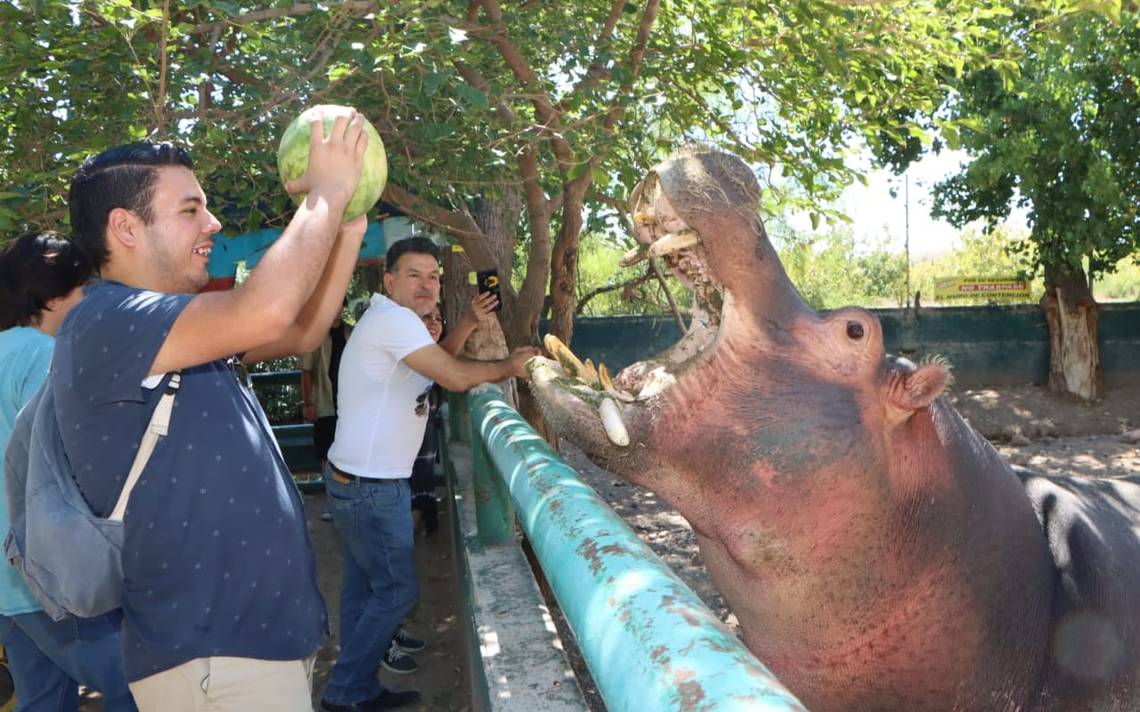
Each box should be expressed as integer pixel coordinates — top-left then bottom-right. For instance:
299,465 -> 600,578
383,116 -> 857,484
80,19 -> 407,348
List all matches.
507,346 -> 542,379
302,404 -> 318,423
284,109 -> 368,210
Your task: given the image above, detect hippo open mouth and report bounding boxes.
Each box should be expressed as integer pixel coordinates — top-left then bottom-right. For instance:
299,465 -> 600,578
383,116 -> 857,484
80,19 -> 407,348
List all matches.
527,150 -> 1140,711
528,152 -> 755,459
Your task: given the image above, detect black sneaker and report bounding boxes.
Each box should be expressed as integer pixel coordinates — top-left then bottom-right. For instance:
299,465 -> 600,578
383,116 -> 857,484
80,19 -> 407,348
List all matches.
392,626 -> 425,652
320,689 -> 422,711
381,642 -> 418,674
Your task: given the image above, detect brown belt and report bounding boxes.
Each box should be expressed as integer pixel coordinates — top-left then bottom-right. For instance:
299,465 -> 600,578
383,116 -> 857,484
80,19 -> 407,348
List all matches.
330,467 -> 398,485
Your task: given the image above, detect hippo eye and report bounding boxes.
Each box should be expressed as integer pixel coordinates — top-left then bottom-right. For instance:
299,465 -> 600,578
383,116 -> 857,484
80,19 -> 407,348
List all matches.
846,321 -> 864,340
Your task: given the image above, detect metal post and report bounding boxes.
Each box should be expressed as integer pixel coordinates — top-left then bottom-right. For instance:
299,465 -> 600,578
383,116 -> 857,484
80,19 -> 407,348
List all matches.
468,394 -> 515,545
447,391 -> 468,443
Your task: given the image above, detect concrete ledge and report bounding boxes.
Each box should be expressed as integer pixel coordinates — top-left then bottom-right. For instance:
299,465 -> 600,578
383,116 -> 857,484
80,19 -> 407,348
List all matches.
446,438 -> 589,712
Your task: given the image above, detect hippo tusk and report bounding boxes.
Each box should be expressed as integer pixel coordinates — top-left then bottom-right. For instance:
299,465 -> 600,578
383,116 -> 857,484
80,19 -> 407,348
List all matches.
598,397 -> 630,447
636,371 -> 673,400
648,229 -> 701,258
598,362 -> 615,392
581,359 -> 601,388
543,334 -> 587,379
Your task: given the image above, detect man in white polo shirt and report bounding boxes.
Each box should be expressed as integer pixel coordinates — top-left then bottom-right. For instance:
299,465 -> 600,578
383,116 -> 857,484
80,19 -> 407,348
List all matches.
320,236 -> 537,712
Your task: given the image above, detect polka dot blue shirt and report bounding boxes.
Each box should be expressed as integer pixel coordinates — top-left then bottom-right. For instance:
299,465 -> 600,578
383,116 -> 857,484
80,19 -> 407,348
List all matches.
54,281 -> 327,682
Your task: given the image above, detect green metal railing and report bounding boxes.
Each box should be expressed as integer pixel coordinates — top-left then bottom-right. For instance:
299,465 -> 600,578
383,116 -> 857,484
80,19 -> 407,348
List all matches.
464,384 -> 807,712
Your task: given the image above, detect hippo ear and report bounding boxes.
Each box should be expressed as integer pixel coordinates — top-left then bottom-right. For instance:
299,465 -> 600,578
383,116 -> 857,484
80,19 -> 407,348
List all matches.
887,358 -> 951,422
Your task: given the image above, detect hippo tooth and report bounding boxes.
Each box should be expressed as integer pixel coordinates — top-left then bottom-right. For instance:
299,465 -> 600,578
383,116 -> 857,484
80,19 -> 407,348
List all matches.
637,372 -> 671,400
597,365 -> 636,401
598,362 -> 615,392
581,358 -> 601,388
543,334 -> 587,379
648,229 -> 700,258
632,210 -> 656,226
598,397 -> 630,447
620,246 -> 648,267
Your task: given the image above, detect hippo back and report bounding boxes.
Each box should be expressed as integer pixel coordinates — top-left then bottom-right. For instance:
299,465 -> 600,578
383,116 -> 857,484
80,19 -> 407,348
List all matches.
1015,467 -> 1140,710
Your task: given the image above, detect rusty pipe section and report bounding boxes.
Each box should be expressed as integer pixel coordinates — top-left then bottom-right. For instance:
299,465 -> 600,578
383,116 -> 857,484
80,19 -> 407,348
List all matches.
467,385 -> 807,712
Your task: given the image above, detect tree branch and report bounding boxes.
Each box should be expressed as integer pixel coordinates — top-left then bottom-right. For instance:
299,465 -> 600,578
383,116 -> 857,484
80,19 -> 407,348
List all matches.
187,2 -> 376,35
545,193 -> 564,217
650,257 -> 687,333
153,0 -> 170,136
382,184 -> 484,241
602,0 -> 659,135
516,145 -> 553,329
453,60 -> 517,124
576,267 -> 652,315
473,0 -> 575,170
557,0 -> 625,113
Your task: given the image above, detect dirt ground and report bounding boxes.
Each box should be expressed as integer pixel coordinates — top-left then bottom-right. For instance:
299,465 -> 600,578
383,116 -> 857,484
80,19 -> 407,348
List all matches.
305,483 -> 471,712
73,382 -> 1137,711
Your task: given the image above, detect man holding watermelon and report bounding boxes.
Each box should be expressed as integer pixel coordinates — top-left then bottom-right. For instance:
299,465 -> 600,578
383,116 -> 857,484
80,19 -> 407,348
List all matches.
54,108 -> 371,712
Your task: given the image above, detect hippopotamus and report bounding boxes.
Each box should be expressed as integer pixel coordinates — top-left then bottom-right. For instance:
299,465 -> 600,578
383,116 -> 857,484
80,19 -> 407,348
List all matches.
527,151 -> 1140,711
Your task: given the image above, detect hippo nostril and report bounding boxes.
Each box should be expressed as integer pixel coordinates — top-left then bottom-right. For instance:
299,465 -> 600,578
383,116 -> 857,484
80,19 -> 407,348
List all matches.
846,321 -> 864,340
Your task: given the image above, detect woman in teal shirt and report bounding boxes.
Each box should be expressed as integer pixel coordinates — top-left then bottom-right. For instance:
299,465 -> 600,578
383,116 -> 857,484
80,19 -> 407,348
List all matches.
0,231 -> 136,712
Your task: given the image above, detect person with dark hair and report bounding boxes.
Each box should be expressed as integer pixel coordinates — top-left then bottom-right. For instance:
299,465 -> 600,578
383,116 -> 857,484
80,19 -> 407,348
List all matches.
301,305 -> 351,524
51,112 -> 370,712
407,292 -> 497,537
408,305 -> 445,536
0,231 -> 138,711
320,238 -> 537,712
301,308 -> 351,470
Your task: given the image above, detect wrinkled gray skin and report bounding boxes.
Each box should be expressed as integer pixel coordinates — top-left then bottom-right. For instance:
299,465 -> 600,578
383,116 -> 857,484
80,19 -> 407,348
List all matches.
528,151 -> 1140,711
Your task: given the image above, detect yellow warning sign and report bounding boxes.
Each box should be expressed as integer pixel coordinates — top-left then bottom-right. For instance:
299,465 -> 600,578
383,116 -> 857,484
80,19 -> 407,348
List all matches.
933,277 -> 1030,300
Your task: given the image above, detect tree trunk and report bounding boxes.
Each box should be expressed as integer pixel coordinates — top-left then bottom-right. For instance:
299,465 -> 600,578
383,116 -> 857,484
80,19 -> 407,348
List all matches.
1040,265 -> 1101,401
547,186 -> 586,345
457,195 -> 524,408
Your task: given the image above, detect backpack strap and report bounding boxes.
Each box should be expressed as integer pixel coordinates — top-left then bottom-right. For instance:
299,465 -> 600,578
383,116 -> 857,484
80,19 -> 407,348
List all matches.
108,372 -> 181,523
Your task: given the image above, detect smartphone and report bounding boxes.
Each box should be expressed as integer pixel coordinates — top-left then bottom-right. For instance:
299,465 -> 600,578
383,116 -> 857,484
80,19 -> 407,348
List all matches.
476,269 -> 502,311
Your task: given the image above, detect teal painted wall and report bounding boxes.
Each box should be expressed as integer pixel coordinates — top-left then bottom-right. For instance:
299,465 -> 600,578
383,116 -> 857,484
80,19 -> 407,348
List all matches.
560,302 -> 1140,388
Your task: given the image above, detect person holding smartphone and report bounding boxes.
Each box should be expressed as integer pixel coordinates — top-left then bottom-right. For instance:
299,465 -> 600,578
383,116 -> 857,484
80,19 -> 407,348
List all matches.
321,238 -> 536,712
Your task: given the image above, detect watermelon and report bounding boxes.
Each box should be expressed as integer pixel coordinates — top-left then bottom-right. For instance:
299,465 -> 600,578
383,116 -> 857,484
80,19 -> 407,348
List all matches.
277,105 -> 387,221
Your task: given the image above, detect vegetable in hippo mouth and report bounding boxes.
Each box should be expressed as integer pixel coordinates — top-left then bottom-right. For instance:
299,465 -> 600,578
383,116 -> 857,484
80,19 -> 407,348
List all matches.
529,155 -> 736,450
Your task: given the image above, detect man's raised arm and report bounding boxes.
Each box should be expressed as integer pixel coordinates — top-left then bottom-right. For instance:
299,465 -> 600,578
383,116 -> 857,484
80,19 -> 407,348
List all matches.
149,111 -> 367,376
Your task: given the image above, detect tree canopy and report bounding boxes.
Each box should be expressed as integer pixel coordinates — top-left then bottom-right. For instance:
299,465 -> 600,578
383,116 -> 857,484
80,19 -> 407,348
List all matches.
2,0 -> 1027,344
925,4 -> 1140,285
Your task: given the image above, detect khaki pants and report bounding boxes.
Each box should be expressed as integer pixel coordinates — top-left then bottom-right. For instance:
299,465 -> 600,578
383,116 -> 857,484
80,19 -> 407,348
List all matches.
129,656 -> 315,712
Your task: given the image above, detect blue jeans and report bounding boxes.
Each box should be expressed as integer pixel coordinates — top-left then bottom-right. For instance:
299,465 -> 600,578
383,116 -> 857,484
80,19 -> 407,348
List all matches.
0,610 -> 137,712
321,468 -> 417,705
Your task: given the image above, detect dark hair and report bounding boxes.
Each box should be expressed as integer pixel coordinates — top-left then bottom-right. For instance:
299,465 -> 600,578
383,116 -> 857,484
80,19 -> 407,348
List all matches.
68,141 -> 194,269
385,236 -> 440,273
0,231 -> 93,329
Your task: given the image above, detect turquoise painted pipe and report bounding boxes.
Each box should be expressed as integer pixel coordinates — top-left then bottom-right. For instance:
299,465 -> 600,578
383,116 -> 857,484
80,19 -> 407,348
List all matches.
467,385 -> 807,712
470,411 -> 515,545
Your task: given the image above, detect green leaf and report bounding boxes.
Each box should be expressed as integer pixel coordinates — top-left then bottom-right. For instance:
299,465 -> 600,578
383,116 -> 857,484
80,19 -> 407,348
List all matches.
423,71 -> 445,96
455,82 -> 487,108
